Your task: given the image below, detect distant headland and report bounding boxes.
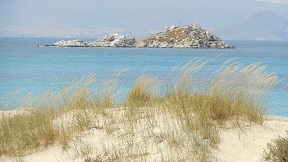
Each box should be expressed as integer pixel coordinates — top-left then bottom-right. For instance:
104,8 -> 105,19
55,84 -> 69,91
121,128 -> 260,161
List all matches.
49,23 -> 235,49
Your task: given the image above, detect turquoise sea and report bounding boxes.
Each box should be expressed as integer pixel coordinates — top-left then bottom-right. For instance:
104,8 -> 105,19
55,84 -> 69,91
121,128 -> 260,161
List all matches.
0,37 -> 287,116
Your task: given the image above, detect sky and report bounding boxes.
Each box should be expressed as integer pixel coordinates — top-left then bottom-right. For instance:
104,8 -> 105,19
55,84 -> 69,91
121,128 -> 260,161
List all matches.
0,0 -> 288,37
257,0 -> 288,4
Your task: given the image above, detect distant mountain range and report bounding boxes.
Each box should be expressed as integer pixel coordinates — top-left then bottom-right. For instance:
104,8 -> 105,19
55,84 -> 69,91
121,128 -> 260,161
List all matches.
1,0 -> 288,39
214,11 -> 288,40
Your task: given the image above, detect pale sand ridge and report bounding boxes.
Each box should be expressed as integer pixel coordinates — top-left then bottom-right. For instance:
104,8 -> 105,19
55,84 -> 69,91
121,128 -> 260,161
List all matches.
1,110 -> 288,162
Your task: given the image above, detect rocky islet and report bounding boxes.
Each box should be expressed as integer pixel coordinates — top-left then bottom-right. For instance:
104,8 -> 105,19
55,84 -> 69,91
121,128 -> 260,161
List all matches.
50,24 -> 235,49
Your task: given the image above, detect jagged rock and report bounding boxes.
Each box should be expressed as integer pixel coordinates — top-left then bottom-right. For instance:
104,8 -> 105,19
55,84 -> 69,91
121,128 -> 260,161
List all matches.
52,34 -> 136,48
52,39 -> 87,47
136,23 -> 234,49
165,25 -> 179,32
135,41 -> 148,48
90,34 -> 136,47
158,42 -> 170,48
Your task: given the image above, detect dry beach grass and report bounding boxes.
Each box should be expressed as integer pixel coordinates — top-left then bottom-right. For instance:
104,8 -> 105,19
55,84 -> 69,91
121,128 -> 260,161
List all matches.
1,57 -> 287,162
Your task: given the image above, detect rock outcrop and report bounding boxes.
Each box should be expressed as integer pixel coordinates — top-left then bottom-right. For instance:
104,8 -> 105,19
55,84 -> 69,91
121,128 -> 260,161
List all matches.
136,24 -> 233,49
52,34 -> 136,47
50,24 -> 234,49
87,34 -> 136,47
52,39 -> 88,47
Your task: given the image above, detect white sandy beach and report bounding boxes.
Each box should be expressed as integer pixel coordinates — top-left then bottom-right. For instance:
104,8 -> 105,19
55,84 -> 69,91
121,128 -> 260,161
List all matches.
1,110 -> 288,162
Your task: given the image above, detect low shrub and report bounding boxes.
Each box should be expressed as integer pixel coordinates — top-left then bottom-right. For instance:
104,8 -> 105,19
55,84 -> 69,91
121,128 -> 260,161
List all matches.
263,130 -> 288,162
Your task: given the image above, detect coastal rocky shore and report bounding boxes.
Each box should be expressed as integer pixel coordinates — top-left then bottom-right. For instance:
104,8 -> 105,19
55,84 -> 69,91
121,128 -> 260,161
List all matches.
50,23 -> 235,49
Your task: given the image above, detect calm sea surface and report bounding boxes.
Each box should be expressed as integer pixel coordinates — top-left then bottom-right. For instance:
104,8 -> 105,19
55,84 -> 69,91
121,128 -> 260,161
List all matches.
0,37 -> 287,116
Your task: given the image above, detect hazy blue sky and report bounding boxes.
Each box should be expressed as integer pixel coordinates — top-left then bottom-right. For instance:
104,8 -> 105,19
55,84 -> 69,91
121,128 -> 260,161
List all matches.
1,0 -> 288,37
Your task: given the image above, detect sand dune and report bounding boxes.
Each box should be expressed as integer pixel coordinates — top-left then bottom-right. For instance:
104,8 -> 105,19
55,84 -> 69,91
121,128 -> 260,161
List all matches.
1,110 -> 287,162
216,117 -> 288,162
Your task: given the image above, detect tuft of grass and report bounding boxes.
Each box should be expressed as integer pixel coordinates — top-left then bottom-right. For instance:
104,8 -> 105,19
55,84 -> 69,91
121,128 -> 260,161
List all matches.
0,108 -> 59,155
127,75 -> 157,104
172,58 -> 276,125
263,130 -> 288,162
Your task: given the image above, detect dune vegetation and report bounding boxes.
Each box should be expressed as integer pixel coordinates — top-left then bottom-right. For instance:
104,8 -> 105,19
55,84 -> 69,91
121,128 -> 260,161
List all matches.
263,130 -> 288,162
0,57 -> 278,161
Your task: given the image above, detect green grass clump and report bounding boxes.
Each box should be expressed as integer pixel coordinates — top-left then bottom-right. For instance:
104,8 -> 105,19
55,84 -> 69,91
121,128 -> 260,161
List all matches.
0,57 -> 278,161
125,76 -> 158,121
127,76 -> 157,104
0,110 -> 55,155
263,130 -> 288,162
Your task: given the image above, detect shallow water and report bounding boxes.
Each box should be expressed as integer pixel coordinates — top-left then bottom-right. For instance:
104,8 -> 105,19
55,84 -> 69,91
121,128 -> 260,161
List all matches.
0,37 -> 287,116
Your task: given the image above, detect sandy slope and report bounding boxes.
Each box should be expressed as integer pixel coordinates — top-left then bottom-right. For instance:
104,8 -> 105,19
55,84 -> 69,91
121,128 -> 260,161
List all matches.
1,109 -> 288,162
216,117 -> 288,162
